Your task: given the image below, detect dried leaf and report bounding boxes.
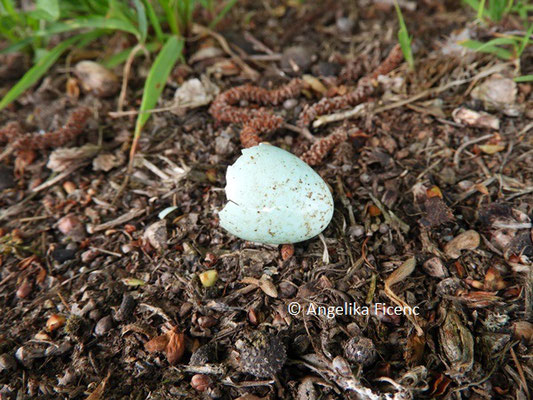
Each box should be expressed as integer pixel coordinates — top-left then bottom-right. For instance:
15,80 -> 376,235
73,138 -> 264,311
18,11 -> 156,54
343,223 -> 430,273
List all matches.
165,328 -> 185,365
384,257 -> 424,336
479,144 -> 505,155
258,275 -> 278,298
438,310 -> 474,377
145,334 -> 169,353
92,152 -> 124,172
121,277 -> 146,287
47,144 -> 100,172
444,230 -> 480,259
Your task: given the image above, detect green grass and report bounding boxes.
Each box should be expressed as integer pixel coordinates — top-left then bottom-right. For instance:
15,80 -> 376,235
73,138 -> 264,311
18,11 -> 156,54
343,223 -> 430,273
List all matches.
393,0 -> 414,70
462,0 -> 533,22
0,0 -> 237,165
460,0 -> 532,81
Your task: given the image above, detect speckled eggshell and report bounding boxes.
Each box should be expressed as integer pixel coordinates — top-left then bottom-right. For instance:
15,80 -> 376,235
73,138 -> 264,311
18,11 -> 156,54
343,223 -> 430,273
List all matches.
219,143 -> 334,244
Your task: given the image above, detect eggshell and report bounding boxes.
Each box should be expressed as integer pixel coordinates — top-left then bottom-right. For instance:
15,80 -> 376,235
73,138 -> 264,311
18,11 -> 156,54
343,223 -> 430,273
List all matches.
219,144 -> 334,244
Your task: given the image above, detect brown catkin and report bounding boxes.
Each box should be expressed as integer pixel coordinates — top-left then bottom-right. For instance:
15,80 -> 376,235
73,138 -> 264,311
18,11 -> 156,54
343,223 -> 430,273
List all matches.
298,45 -> 403,128
209,79 -> 303,148
13,107 -> 92,150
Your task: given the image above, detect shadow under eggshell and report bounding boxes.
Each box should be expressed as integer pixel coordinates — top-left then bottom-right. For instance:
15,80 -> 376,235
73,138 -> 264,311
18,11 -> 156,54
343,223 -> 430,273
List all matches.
219,144 -> 334,244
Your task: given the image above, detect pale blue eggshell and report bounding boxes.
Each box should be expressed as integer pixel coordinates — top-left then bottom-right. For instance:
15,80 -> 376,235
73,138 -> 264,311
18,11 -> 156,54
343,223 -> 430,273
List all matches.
219,143 -> 334,244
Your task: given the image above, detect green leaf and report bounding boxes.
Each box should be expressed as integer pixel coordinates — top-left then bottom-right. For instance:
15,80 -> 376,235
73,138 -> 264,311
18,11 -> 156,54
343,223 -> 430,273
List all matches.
517,24 -> 533,57
460,39 -> 513,60
36,17 -> 140,38
0,37 -> 33,54
142,0 -> 164,42
514,75 -> 533,82
0,35 -> 80,111
134,35 -> 183,138
35,0 -> 60,21
132,0 -> 147,43
393,0 -> 414,70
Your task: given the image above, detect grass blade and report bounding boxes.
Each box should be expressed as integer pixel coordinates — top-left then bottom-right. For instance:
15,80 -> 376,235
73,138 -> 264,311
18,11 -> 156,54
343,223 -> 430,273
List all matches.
134,35 -> 183,137
142,0 -> 164,42
132,0 -> 148,43
393,0 -> 414,70
514,75 -> 533,82
460,39 -> 513,59
0,35 -> 80,111
209,0 -> 237,29
36,17 -> 140,38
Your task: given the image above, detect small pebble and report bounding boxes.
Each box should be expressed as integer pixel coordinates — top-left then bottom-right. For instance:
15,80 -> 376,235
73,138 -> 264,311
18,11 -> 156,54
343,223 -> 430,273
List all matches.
283,98 -> 298,110
52,248 -> 76,263
115,294 -> 136,322
281,46 -> 313,75
0,353 -> 16,372
312,61 -> 340,77
336,17 -> 355,34
378,223 -> 389,234
0,166 -> 14,190
349,225 -> 365,238
94,315 -> 114,335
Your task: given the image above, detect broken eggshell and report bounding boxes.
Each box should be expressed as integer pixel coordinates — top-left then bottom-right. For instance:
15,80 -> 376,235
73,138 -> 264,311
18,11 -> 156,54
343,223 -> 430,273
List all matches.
219,144 -> 334,244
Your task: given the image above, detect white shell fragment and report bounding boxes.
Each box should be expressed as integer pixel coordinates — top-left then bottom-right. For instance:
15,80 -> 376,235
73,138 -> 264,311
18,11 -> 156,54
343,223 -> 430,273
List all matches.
219,144 -> 334,244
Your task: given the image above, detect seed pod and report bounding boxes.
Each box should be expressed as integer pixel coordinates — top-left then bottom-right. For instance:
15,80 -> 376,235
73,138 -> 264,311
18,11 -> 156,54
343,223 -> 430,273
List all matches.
191,374 -> 212,392
236,330 -> 286,377
444,230 -> 480,259
46,314 -> 66,332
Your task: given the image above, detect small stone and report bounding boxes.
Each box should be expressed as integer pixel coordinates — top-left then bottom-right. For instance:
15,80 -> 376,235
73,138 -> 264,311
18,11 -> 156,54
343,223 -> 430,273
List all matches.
312,61 -> 340,77
215,133 -> 233,155
143,220 -> 168,251
0,166 -> 14,190
52,248 -> 77,263
343,336 -> 377,367
115,294 -> 136,322
191,374 -> 212,392
236,330 -> 286,377
0,353 -> 16,372
281,46 -> 313,75
283,98 -> 298,110
57,368 -> 77,386
81,249 -> 98,263
94,315 -> 114,335
74,61 -> 119,97
349,225 -> 365,238
189,343 -> 217,366
57,214 -> 86,241
423,257 -> 449,278
336,17 -> 355,34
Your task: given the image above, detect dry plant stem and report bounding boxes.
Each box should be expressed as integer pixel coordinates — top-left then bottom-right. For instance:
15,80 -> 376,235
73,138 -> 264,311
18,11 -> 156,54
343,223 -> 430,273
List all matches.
118,43 -> 149,113
209,78 -> 304,148
192,24 -> 259,80
298,44 -> 403,128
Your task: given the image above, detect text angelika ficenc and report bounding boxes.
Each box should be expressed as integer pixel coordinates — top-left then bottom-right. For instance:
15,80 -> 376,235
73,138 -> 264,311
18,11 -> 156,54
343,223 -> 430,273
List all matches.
289,301 -> 420,319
